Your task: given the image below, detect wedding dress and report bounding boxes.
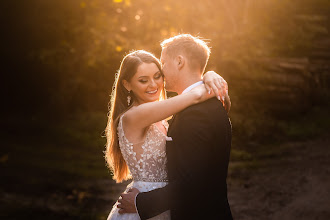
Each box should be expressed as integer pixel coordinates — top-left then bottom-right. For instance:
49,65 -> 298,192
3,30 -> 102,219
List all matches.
107,114 -> 171,220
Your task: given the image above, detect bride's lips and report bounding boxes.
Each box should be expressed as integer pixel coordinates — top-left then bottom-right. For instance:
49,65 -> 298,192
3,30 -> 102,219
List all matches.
146,89 -> 158,95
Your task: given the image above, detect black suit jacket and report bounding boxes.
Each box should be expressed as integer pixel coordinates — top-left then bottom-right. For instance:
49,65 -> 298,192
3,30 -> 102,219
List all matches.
136,98 -> 233,220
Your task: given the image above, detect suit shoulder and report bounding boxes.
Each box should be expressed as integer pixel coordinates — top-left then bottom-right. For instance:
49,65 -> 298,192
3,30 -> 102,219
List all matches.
182,97 -> 227,116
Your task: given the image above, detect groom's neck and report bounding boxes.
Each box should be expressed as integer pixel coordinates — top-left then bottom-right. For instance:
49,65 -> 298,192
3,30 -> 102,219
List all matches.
176,74 -> 203,95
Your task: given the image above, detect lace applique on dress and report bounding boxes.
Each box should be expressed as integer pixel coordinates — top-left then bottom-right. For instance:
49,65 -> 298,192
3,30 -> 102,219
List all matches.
117,114 -> 169,182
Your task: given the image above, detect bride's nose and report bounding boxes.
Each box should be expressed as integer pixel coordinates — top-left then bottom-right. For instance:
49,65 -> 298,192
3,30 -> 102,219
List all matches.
149,79 -> 157,88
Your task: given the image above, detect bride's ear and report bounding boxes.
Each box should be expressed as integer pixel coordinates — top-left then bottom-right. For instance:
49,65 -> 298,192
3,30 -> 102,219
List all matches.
122,80 -> 131,92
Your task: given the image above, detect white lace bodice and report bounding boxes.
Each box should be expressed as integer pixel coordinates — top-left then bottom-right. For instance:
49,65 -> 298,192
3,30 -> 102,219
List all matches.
117,114 -> 169,182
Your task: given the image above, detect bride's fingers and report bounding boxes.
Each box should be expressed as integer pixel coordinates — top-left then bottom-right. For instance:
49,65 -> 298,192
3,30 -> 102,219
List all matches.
204,83 -> 211,94
222,77 -> 228,89
209,82 -> 220,100
221,78 -> 228,93
214,79 -> 223,99
219,78 -> 227,101
213,88 -> 221,100
120,194 -> 128,201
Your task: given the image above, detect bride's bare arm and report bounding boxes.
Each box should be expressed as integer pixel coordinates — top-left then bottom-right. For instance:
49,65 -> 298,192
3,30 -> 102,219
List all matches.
124,85 -> 212,130
124,71 -> 229,130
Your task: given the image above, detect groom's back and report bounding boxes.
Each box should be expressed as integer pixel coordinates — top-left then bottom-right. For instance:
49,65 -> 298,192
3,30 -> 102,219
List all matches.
166,97 -> 233,219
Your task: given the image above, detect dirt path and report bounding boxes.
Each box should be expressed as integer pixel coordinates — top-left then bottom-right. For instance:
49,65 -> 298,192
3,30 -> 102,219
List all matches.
228,135 -> 330,220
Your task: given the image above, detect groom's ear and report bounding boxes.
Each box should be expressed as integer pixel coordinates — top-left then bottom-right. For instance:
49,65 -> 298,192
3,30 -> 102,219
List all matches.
176,55 -> 185,70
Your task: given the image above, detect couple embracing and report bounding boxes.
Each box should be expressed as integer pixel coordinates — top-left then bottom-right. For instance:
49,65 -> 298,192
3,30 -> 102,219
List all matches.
105,34 -> 233,220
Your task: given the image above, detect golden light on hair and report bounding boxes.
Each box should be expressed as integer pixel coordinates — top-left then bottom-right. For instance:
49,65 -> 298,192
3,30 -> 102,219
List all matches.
161,34 -> 211,73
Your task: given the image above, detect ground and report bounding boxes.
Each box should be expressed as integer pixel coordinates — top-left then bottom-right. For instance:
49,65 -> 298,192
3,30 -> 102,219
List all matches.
228,135 -> 330,220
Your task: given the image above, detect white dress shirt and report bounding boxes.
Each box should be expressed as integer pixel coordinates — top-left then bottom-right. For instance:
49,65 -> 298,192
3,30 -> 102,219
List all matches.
181,81 -> 203,94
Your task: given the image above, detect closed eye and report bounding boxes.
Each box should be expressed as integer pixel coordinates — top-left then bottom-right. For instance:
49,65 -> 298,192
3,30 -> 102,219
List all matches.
139,79 -> 148,83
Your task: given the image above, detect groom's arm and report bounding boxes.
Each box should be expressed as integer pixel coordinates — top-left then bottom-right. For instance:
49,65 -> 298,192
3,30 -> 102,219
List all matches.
116,181 -> 171,219
135,183 -> 171,219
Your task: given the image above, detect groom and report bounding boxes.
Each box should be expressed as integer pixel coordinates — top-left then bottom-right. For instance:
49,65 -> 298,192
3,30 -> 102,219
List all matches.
118,34 -> 233,219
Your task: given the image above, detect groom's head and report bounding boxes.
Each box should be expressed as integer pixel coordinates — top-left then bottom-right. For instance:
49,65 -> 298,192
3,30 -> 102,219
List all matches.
160,34 -> 210,92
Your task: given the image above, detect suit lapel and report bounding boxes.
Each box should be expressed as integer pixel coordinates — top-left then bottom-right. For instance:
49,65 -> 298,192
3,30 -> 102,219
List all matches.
167,114 -> 178,136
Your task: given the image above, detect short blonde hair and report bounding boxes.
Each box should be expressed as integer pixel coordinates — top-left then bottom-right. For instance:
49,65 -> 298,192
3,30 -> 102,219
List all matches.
161,34 -> 211,72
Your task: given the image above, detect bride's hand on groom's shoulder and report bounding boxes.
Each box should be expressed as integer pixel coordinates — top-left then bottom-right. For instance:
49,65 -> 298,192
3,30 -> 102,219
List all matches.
191,84 -> 215,103
117,188 -> 140,214
203,70 -> 228,102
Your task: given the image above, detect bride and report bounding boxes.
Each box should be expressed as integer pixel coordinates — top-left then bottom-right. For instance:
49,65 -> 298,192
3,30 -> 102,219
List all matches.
105,50 -> 228,220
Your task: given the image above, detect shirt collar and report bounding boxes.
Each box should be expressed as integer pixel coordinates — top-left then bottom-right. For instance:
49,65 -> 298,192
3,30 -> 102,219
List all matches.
182,81 -> 203,94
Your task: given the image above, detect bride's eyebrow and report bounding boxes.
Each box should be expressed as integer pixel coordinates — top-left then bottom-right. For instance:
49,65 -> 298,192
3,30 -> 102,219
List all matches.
137,71 -> 161,79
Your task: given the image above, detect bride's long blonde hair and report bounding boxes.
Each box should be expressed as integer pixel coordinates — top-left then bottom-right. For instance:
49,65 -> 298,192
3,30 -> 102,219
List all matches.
105,50 -> 166,183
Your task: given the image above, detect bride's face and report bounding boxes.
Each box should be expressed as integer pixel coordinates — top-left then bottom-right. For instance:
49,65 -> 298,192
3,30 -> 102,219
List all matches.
123,62 -> 164,105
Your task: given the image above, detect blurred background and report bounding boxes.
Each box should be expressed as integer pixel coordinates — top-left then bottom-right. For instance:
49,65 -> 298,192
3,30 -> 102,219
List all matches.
1,0 -> 329,219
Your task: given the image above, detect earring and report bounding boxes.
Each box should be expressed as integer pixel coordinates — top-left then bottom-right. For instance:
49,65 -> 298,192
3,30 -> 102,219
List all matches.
127,91 -> 131,106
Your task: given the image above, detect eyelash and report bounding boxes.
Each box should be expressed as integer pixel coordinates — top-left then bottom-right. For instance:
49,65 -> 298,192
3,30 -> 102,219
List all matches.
139,74 -> 162,83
